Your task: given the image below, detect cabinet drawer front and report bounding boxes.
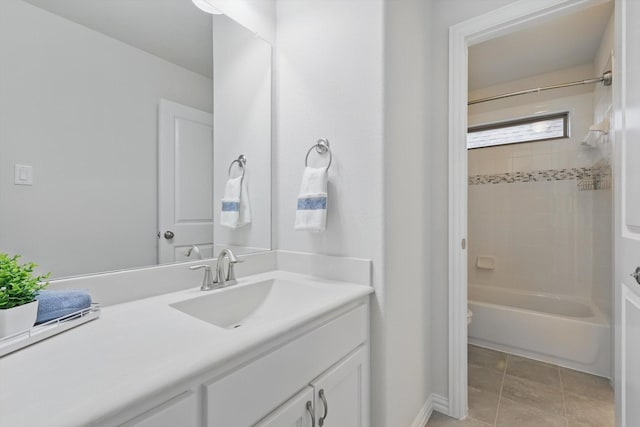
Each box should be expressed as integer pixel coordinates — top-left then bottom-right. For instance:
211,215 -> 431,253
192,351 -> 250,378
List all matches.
119,391 -> 198,427
205,304 -> 367,427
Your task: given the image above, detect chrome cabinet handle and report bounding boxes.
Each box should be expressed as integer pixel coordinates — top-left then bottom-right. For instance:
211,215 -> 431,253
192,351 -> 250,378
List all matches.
306,401 -> 315,427
163,230 -> 175,239
318,389 -> 328,426
631,266 -> 640,285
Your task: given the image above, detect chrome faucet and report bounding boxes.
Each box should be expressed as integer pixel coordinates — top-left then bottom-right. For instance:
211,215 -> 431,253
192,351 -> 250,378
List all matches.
185,245 -> 203,260
189,248 -> 242,291
215,248 -> 242,287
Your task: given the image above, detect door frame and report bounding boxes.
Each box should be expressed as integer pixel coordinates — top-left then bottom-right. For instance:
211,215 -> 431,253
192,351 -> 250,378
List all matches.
447,0 -> 613,418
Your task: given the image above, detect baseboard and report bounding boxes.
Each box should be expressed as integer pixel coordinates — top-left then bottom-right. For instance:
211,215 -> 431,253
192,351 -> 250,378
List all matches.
432,394 -> 449,414
411,394 -> 450,427
410,395 -> 433,427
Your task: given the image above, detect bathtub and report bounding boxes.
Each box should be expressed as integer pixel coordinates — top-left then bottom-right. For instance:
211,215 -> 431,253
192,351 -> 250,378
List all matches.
468,284 -> 611,378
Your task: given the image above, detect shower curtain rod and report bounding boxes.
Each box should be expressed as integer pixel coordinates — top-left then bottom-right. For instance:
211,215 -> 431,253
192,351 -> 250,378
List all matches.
468,70 -> 612,106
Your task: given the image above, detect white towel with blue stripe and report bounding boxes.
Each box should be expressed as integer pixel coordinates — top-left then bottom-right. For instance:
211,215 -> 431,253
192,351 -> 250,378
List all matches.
221,176 -> 251,228
295,167 -> 328,232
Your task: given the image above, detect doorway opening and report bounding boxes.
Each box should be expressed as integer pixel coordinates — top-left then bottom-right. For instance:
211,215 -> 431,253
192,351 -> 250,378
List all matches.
446,0 -> 616,423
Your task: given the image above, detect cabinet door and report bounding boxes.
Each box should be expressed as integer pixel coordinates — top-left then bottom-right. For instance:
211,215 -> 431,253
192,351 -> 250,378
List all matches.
204,305 -> 367,427
310,346 -> 369,427
119,391 -> 198,427
255,387 -> 315,427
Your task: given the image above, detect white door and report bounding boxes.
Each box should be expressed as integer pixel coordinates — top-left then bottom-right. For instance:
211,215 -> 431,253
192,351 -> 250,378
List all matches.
309,347 -> 368,427
255,387 -> 315,427
615,1 -> 640,425
158,99 -> 214,264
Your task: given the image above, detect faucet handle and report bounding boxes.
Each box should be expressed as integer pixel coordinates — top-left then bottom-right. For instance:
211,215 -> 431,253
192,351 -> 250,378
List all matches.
227,261 -> 241,281
189,265 -> 217,291
226,255 -> 243,281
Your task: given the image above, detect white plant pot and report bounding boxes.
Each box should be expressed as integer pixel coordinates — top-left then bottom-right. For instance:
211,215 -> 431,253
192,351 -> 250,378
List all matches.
0,300 -> 39,338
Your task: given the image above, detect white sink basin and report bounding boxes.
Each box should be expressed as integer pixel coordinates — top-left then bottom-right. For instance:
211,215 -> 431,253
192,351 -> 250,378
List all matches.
170,279 -> 328,329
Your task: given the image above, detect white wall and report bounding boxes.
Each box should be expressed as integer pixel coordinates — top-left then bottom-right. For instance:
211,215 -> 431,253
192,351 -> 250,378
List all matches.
275,0 -> 383,282
274,0 -> 388,422
383,1 -> 432,425
429,0 -> 524,401
275,2 -> 432,426
0,0 -> 212,278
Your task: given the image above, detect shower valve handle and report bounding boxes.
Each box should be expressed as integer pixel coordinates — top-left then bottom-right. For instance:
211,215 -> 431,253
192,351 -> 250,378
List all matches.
631,267 -> 640,285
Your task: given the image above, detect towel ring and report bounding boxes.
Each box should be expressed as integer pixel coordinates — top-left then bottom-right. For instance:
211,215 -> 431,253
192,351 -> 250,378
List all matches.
228,154 -> 247,179
305,138 -> 332,170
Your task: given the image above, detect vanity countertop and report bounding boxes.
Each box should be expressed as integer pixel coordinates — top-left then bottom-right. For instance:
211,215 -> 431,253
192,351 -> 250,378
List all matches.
0,271 -> 372,427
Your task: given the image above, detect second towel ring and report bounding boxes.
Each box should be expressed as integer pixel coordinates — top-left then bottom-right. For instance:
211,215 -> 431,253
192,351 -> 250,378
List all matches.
228,154 -> 247,179
305,138 -> 332,170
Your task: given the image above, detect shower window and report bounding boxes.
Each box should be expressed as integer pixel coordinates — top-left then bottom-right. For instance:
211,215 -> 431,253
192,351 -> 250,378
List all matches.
467,112 -> 569,149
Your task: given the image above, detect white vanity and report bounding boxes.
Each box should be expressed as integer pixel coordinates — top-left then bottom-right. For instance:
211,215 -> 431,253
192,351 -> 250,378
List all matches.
0,267 -> 372,427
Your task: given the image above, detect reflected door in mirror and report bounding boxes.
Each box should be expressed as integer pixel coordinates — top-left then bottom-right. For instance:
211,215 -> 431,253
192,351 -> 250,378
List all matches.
158,100 -> 214,264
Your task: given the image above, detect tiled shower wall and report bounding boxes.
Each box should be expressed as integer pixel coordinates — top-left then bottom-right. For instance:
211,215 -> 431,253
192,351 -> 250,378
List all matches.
468,66 -> 612,313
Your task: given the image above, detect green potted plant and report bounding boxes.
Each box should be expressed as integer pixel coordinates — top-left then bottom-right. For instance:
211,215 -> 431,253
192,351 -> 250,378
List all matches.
0,253 -> 50,338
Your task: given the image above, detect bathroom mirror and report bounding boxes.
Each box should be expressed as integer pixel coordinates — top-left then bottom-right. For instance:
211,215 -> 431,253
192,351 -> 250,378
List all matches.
0,0 -> 272,279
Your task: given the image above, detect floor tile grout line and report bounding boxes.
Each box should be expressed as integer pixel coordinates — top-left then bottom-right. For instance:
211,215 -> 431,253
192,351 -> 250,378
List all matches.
558,366 -> 570,427
463,347 -> 613,427
492,354 -> 508,427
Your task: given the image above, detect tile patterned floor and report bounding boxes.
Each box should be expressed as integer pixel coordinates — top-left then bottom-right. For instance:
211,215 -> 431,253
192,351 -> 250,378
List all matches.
426,345 -> 614,427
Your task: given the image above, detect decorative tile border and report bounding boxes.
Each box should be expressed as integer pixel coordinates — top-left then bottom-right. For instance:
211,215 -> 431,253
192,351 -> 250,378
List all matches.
469,165 -> 611,186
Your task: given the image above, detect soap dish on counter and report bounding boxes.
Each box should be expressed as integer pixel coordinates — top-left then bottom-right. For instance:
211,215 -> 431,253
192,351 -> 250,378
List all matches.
0,303 -> 101,357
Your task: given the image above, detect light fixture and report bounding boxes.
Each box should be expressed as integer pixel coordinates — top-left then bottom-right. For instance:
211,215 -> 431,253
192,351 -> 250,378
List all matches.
192,0 -> 224,15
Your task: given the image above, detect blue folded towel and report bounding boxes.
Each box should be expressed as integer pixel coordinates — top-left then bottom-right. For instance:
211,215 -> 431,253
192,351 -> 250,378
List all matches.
35,290 -> 92,324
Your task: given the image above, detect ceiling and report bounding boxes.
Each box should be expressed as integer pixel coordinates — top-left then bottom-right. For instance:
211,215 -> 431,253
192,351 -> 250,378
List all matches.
23,0 -> 213,79
468,2 -> 613,91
